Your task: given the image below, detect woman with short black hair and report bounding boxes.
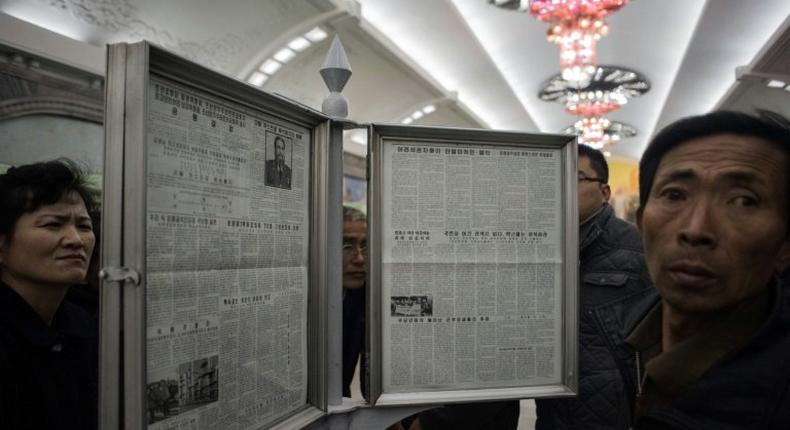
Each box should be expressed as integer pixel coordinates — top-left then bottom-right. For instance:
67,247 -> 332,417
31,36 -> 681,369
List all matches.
0,159 -> 98,430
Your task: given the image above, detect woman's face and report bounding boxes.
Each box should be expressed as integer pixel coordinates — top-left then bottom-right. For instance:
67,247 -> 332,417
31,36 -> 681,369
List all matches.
0,191 -> 95,289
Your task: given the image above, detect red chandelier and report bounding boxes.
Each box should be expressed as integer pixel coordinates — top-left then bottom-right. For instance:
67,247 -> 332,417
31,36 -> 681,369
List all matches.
529,0 -> 628,84
529,0 -> 629,148
564,89 -> 627,117
570,117 -> 620,149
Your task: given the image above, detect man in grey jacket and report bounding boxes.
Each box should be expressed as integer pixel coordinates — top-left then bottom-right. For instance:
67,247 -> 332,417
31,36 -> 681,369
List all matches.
535,144 -> 653,429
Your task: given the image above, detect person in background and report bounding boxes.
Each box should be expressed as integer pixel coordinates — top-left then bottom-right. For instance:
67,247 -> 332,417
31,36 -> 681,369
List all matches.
535,144 -> 653,430
598,110 -> 790,428
342,206 -> 368,398
0,159 -> 99,430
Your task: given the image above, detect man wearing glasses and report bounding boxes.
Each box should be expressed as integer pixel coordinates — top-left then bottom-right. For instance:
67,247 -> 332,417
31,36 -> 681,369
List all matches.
535,144 -> 652,429
342,206 -> 367,398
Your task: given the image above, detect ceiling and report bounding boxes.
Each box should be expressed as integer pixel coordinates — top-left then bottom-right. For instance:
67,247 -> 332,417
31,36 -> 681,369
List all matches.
1,0 -> 789,161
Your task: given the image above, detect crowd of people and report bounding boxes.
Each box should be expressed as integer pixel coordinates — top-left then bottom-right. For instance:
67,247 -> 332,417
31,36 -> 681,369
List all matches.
1,109 -> 789,429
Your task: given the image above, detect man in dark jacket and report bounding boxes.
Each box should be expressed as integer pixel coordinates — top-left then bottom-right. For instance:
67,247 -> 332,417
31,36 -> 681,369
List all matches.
535,145 -> 653,429
342,206 -> 367,398
597,110 -> 790,429
265,136 -> 292,189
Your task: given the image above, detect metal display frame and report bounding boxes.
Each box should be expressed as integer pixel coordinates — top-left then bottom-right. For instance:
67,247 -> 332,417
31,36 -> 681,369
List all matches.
101,41 -> 333,430
367,124 -> 579,406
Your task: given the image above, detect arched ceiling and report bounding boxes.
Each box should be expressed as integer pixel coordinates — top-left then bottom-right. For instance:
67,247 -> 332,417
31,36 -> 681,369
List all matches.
1,0 -> 789,162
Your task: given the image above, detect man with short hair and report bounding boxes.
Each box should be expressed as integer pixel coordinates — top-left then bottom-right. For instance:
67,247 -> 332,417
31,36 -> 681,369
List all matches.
599,110 -> 790,428
535,145 -> 652,429
265,136 -> 292,189
342,206 -> 367,398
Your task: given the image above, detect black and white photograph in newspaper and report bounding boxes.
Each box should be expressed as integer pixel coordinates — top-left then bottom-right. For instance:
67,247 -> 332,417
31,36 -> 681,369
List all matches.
391,295 -> 433,317
146,355 -> 220,425
264,133 -> 293,190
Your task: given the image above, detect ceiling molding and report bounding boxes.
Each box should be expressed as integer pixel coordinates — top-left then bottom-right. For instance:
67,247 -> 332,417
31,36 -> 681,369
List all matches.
748,18 -> 790,76
654,0 -> 790,136
717,14 -> 790,111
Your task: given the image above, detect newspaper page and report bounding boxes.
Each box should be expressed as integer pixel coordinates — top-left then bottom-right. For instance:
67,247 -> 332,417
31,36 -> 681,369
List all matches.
145,76 -> 310,429
381,142 -> 564,393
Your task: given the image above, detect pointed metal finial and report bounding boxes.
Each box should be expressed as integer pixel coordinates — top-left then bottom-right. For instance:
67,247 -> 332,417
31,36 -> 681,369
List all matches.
320,35 -> 352,118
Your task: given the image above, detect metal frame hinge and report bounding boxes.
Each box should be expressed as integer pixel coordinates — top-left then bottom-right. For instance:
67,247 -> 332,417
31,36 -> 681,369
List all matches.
99,266 -> 141,285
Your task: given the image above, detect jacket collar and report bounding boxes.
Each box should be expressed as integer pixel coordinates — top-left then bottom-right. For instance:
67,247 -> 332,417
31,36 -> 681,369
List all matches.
579,204 -> 614,251
626,283 -> 775,399
623,278 -> 786,342
597,276 -> 789,351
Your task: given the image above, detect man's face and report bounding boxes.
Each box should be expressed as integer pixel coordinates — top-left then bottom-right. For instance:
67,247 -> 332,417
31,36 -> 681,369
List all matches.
578,155 -> 610,222
0,192 -> 96,289
275,138 -> 285,164
342,219 -> 367,289
638,133 -> 790,314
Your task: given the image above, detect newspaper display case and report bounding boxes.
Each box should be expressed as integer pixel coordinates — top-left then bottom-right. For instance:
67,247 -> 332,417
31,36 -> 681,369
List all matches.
368,125 -> 579,406
102,42 -> 332,430
101,40 -> 581,430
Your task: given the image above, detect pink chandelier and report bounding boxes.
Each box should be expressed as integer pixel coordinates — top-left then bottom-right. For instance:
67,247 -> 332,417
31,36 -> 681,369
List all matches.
571,117 -> 617,149
566,89 -> 624,147
564,89 -> 627,117
529,0 -> 629,148
529,0 -> 628,84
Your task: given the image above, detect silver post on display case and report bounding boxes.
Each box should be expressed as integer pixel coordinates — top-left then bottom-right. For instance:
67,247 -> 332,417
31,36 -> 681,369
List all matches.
320,35 -> 352,119
320,35 -> 351,407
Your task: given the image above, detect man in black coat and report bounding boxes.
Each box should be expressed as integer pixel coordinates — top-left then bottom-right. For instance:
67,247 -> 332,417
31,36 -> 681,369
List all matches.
342,206 -> 367,398
535,144 -> 653,429
265,136 -> 292,189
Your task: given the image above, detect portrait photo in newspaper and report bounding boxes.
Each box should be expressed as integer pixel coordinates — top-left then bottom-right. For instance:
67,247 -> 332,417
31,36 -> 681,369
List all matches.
265,133 -> 293,190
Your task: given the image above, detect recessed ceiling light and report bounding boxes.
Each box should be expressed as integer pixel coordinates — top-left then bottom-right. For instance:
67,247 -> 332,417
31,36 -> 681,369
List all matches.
349,130 -> 367,145
259,59 -> 282,75
274,48 -> 296,63
767,79 -> 786,88
288,37 -> 311,52
411,110 -> 424,120
401,117 -> 414,124
247,72 -> 268,87
422,104 -> 436,114
305,27 -> 328,43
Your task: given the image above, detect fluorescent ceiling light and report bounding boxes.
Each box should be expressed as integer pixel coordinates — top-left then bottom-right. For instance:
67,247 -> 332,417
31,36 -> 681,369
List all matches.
349,130 -> 367,145
288,37 -> 311,52
784,86 -> 790,92
401,117 -> 414,124
422,104 -> 436,114
767,79 -> 786,88
247,72 -> 268,86
411,110 -> 424,120
259,59 -> 282,75
305,27 -> 328,43
274,48 -> 296,63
